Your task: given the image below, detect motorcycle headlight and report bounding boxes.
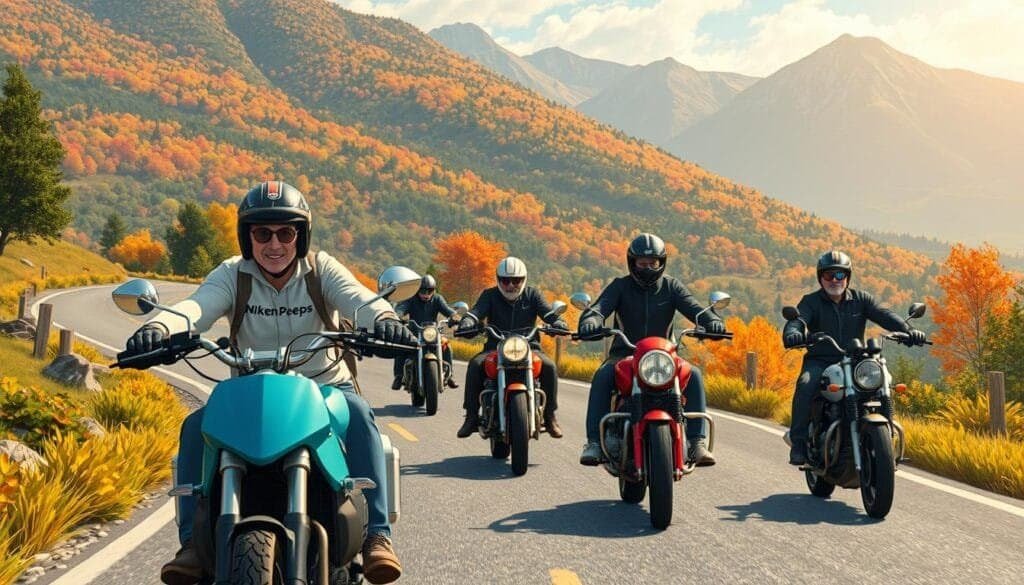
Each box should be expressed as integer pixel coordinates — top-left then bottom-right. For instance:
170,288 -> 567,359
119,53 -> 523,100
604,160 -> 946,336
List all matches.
501,336 -> 529,363
638,350 -> 676,388
854,360 -> 883,391
421,326 -> 438,343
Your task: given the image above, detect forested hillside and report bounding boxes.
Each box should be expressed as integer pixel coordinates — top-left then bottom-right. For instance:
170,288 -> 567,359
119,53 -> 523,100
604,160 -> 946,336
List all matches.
0,0 -> 936,316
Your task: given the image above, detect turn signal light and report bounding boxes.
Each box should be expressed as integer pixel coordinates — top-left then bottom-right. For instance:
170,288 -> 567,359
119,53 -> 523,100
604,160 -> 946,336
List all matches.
827,384 -> 841,393
894,383 -> 907,394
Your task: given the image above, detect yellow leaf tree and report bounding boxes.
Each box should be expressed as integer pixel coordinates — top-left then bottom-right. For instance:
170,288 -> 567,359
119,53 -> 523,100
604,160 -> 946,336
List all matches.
432,231 -> 507,303
109,229 -> 167,272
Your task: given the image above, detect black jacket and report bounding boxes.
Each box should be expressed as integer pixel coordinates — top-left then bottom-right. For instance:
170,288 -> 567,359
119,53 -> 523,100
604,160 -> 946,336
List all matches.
579,275 -> 724,357
395,294 -> 455,328
783,288 -> 910,361
468,286 -> 562,351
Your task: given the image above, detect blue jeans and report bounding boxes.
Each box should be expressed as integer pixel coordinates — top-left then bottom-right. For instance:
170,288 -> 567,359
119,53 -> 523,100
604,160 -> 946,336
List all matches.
585,356 -> 709,443
175,382 -> 391,544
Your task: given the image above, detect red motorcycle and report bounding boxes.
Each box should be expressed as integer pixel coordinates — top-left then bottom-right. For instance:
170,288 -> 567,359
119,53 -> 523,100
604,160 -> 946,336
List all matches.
571,291 -> 732,529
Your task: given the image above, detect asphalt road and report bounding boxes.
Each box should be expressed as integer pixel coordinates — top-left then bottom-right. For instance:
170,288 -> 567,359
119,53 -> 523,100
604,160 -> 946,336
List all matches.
33,282 -> 1024,585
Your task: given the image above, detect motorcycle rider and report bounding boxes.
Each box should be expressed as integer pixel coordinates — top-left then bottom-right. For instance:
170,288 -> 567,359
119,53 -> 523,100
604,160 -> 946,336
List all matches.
391,274 -> 459,390
782,250 -> 927,465
124,181 -> 413,585
577,233 -> 724,467
455,256 -> 569,439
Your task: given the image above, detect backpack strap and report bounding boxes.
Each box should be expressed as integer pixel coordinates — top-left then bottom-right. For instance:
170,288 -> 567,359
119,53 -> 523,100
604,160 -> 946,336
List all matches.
305,253 -> 362,389
230,269 -> 252,348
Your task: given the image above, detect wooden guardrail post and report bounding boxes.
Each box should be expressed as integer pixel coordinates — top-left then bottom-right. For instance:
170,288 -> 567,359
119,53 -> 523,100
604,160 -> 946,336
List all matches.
40,265 -> 47,280
17,292 -> 29,320
745,351 -> 758,390
33,303 -> 53,359
987,371 -> 1007,436
59,328 -> 75,356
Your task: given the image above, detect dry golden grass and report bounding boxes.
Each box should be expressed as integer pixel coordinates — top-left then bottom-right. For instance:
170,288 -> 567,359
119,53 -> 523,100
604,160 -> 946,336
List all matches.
932,394 -> 1024,441
89,371 -> 186,434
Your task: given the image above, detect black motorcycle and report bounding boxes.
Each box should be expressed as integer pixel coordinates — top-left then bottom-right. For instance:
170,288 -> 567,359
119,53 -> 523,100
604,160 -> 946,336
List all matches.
399,309 -> 464,416
782,303 -> 930,519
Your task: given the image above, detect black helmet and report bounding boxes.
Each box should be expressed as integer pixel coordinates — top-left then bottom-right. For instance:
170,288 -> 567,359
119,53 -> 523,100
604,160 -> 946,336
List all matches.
627,233 -> 667,287
237,181 -> 311,259
419,274 -> 437,293
816,250 -> 852,278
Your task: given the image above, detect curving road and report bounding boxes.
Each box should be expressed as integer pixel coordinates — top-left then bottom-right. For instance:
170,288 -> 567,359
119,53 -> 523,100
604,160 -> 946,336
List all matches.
33,283 -> 1024,585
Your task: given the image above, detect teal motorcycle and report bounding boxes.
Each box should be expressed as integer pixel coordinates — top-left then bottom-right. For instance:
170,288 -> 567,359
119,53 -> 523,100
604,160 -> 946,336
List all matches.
110,267 -> 421,584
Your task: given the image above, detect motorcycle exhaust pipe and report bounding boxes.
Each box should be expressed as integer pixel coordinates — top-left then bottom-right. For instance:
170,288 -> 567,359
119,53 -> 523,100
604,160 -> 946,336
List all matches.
822,420 -> 842,469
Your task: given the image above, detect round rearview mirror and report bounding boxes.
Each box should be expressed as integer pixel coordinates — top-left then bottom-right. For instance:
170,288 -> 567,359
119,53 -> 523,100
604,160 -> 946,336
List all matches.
112,279 -> 160,316
782,306 -> 800,321
452,301 -> 469,316
709,291 -> 731,311
908,302 -> 927,319
376,266 -> 422,302
569,292 -> 591,311
549,300 -> 567,316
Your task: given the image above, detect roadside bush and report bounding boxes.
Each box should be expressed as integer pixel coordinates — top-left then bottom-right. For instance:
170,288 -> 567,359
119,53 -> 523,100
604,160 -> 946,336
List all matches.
932,393 -> 1024,441
705,374 -> 744,408
730,388 -> 784,419
0,378 -> 85,449
894,380 -> 949,417
45,338 -> 105,363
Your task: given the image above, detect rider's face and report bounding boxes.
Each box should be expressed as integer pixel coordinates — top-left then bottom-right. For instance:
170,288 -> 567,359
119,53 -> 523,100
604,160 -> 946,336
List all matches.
819,271 -> 849,298
251,223 -> 298,275
635,258 -> 661,270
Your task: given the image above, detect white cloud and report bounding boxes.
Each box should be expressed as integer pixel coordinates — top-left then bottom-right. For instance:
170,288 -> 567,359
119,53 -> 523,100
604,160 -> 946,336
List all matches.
333,0 -> 1024,82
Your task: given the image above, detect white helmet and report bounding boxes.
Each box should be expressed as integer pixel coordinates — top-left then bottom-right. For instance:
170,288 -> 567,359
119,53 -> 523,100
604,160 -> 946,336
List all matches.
496,256 -> 528,301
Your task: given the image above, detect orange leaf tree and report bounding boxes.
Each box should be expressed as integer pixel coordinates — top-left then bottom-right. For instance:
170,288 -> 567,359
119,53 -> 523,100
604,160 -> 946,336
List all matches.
691,315 -> 801,394
432,231 -> 507,303
928,243 -> 1018,378
109,229 -> 167,272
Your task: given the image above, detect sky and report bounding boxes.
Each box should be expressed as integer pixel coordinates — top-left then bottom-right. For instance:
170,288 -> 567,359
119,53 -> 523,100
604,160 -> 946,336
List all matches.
332,0 -> 1024,82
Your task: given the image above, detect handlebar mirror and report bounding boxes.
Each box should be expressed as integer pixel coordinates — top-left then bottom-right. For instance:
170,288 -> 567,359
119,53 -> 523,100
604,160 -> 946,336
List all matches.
907,302 -> 927,319
112,279 -> 160,315
570,292 -> 591,311
781,306 -> 800,321
376,266 -> 422,302
451,301 -> 469,316
549,300 -> 567,317
709,291 -> 731,311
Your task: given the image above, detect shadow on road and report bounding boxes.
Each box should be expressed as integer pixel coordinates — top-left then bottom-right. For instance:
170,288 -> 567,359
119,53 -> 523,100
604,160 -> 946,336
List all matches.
402,456 -> 528,481
487,500 -> 659,538
372,404 -> 427,418
717,493 -> 880,526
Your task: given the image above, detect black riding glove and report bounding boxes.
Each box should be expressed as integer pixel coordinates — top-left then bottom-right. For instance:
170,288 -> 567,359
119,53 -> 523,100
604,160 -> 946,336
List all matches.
458,316 -> 478,331
783,331 -> 805,349
375,318 -> 416,346
908,329 -> 927,345
551,319 -> 569,331
125,323 -> 169,355
577,318 -> 602,340
705,320 -> 726,335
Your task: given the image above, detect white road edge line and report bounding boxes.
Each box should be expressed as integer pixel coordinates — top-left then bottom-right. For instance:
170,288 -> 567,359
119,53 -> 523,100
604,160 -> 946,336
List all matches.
31,286 -> 1024,583
48,501 -> 175,585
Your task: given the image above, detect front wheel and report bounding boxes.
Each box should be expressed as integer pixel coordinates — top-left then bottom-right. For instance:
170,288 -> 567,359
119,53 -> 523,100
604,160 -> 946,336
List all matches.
647,424 -> 675,529
422,360 -> 440,416
805,470 -> 836,498
509,392 -> 530,476
229,529 -> 283,585
860,424 -> 895,519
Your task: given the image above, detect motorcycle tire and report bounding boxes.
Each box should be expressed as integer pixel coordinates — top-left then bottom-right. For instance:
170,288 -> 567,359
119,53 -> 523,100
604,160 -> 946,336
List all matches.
229,528 -> 284,585
647,424 -> 674,530
410,379 -> 425,408
805,470 -> 836,498
509,392 -> 530,476
618,475 -> 646,504
859,424 -> 895,519
423,361 -> 440,416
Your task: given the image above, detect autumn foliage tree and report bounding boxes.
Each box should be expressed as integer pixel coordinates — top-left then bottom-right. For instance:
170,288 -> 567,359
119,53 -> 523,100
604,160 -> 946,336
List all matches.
692,315 -> 801,393
206,201 -> 239,258
432,231 -> 507,303
928,243 -> 1018,380
109,229 -> 167,272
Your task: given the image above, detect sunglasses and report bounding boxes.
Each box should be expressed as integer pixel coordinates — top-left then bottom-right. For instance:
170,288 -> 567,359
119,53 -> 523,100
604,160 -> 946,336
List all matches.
251,226 -> 298,244
498,277 -> 525,286
419,288 -> 435,295
822,270 -> 849,282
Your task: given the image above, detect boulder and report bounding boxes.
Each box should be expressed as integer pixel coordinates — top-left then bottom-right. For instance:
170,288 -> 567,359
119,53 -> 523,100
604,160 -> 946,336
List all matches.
42,354 -> 103,392
77,417 -> 107,438
0,439 -> 45,471
0,318 -> 36,340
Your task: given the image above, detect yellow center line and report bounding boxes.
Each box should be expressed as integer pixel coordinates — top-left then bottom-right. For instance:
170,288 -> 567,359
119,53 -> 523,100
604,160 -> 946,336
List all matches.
550,568 -> 582,585
386,422 -> 418,442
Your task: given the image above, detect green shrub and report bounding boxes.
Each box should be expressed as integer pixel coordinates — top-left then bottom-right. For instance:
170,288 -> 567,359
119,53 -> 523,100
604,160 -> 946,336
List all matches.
894,380 -> 949,417
0,378 -> 85,450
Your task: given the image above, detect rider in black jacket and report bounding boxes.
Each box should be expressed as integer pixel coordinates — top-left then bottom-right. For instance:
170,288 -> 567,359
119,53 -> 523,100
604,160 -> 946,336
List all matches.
577,234 -> 725,467
455,257 -> 568,439
392,275 -> 459,390
782,251 -> 927,465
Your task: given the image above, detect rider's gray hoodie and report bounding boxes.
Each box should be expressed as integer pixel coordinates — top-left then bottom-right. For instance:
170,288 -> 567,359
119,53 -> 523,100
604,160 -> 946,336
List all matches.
146,251 -> 396,385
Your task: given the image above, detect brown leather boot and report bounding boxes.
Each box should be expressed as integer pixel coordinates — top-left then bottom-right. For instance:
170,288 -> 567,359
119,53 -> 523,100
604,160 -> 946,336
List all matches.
160,542 -> 203,585
544,413 -> 563,438
362,533 -> 402,584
